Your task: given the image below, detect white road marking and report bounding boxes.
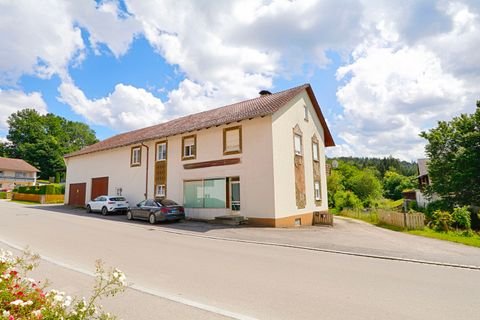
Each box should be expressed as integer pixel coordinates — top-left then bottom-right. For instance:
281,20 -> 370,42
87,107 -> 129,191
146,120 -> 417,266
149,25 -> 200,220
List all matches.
0,238 -> 257,320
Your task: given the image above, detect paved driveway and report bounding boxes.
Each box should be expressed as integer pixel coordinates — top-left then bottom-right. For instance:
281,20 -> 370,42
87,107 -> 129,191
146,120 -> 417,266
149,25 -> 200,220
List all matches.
22,202 -> 480,267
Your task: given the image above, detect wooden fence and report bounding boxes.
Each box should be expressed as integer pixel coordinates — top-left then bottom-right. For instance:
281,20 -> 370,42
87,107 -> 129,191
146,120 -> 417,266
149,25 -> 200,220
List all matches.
313,211 -> 333,226
378,210 -> 425,230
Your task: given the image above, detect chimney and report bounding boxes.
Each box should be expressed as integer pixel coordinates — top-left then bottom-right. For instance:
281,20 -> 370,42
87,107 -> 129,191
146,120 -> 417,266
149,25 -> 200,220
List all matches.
259,90 -> 272,96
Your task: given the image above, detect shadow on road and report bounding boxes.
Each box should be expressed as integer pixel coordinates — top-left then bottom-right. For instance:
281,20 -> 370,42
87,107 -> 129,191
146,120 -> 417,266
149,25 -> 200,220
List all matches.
29,204 -> 250,233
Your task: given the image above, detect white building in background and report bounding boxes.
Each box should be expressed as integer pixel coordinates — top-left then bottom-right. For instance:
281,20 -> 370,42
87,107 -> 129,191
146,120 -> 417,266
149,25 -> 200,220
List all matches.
64,84 -> 335,227
0,157 -> 39,190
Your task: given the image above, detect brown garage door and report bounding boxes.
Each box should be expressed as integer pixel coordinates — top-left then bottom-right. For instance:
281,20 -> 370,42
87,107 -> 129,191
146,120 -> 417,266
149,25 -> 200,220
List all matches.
91,177 -> 109,200
68,183 -> 86,206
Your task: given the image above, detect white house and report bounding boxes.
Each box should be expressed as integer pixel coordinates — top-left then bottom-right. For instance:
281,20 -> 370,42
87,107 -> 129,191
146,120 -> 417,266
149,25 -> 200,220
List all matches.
64,84 -> 335,227
0,157 -> 39,190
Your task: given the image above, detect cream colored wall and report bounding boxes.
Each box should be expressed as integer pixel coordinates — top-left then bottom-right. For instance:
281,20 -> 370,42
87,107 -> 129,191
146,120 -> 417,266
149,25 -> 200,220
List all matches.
0,170 -> 36,189
65,116 -> 276,219
271,91 -> 329,219
65,145 -> 155,206
164,116 -> 275,220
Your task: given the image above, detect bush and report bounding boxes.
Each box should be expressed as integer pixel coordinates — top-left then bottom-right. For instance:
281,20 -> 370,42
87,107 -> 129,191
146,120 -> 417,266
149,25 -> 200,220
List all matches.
334,190 -> 363,211
452,206 -> 471,230
430,210 -> 453,232
425,200 -> 453,221
14,184 -> 65,195
0,191 -> 6,199
0,249 -> 126,320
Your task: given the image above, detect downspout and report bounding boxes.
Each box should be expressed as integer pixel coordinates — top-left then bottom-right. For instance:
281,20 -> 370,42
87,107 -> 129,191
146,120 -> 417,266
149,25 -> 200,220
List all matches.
141,143 -> 149,199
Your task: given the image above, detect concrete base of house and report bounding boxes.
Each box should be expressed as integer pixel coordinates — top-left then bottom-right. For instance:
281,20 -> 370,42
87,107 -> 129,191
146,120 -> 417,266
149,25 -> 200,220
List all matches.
247,211 -> 331,228
212,215 -> 249,226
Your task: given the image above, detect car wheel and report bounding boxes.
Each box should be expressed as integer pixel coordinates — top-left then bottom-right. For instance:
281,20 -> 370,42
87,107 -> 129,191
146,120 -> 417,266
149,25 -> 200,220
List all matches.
127,210 -> 133,220
149,213 -> 156,224
101,207 -> 108,216
86,205 -> 92,213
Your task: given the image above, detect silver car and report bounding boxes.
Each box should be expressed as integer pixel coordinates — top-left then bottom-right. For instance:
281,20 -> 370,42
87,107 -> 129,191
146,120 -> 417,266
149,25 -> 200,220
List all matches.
127,198 -> 185,224
86,195 -> 129,215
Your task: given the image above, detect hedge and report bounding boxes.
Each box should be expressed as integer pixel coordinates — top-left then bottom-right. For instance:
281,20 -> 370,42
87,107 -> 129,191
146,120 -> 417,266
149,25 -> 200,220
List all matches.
0,192 -> 7,199
14,184 -> 65,195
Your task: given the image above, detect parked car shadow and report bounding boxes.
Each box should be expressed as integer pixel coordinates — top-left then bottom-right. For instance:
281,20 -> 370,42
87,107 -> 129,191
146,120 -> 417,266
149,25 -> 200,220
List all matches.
29,204 -> 247,233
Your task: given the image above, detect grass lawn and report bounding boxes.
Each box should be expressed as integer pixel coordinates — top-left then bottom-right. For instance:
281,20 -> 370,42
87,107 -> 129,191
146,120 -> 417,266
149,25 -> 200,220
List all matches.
336,209 -> 480,248
9,199 -> 39,205
407,228 -> 480,248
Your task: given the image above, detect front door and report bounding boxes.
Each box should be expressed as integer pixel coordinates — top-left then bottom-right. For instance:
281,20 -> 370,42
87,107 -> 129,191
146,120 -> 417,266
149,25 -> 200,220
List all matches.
230,180 -> 240,214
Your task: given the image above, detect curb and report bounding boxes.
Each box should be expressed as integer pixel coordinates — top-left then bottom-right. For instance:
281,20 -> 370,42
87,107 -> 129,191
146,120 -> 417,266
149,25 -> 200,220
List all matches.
155,227 -> 480,271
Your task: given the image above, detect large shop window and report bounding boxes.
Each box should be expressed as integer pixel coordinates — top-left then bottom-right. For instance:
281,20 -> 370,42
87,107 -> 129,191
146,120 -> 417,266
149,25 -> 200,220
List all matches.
184,179 -> 226,208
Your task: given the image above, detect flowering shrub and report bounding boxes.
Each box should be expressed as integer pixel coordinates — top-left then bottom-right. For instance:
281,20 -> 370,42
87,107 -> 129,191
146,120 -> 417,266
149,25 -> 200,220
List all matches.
0,249 -> 126,320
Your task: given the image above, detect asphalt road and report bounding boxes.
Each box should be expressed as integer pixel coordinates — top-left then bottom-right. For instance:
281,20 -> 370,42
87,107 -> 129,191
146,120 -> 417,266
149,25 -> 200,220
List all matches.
1,200 -> 479,319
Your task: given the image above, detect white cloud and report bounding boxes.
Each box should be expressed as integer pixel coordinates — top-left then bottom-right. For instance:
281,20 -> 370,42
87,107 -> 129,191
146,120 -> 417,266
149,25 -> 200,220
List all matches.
0,0 -> 140,84
66,1 -> 142,58
58,81 -> 167,131
0,0 -> 84,83
0,89 -> 47,133
335,44 -> 470,160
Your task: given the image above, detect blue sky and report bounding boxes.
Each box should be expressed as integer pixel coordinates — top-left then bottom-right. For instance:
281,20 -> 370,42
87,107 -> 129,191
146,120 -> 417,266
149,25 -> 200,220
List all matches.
1,0 -> 479,161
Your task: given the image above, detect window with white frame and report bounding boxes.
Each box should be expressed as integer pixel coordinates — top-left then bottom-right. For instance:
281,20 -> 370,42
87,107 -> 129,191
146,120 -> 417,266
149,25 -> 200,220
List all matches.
131,147 -> 141,166
157,142 -> 167,161
312,141 -> 319,161
294,134 -> 302,156
156,184 -> 166,197
223,126 -> 241,154
304,105 -> 309,121
182,135 -> 196,159
314,181 -> 321,201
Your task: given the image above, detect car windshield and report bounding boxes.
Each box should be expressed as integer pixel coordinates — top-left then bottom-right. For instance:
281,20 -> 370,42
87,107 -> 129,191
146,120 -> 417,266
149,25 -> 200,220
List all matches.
109,197 -> 126,201
159,199 -> 178,206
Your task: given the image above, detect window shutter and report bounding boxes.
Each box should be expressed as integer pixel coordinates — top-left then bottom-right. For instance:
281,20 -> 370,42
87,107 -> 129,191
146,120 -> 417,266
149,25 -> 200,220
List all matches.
226,129 -> 240,151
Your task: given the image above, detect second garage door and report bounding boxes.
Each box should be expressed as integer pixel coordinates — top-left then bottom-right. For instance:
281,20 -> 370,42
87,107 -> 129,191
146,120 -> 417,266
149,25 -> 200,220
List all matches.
91,177 -> 109,200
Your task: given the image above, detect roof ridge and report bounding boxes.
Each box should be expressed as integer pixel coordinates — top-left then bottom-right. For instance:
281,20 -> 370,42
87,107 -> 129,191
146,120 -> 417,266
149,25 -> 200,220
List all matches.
65,83 -> 316,158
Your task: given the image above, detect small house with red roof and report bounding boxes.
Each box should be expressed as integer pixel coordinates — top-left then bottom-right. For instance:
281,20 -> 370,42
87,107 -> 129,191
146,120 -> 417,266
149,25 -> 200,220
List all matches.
0,157 -> 39,191
64,84 -> 335,227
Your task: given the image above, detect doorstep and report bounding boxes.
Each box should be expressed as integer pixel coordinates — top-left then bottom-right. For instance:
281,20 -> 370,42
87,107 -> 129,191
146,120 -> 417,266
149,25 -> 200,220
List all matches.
212,215 -> 249,226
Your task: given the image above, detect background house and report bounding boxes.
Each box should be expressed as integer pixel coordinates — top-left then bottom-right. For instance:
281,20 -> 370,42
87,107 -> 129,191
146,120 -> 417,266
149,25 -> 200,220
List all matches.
0,157 -> 39,191
64,84 -> 334,227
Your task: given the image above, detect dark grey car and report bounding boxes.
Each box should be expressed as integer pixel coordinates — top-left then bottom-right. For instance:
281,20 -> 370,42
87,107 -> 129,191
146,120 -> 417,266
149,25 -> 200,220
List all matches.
127,198 -> 185,224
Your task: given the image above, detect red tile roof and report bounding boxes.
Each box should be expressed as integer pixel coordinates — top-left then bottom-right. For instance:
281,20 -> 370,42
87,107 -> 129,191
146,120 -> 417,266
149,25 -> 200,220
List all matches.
65,83 -> 334,158
0,157 -> 39,172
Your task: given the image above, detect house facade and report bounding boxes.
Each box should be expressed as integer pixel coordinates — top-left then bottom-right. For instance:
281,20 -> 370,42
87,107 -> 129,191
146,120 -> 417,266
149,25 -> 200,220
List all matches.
0,157 -> 39,191
64,84 -> 335,227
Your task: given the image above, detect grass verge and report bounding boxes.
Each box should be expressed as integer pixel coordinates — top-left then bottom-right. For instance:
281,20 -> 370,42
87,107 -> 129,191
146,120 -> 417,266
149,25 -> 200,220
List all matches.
407,228 -> 480,248
336,209 -> 480,248
9,199 -> 39,205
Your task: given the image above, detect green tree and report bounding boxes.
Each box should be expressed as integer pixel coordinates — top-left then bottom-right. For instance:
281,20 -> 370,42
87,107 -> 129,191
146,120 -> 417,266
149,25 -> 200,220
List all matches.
349,168 -> 382,204
5,109 -> 98,179
420,102 -> 480,206
327,170 -> 344,208
383,170 -> 415,200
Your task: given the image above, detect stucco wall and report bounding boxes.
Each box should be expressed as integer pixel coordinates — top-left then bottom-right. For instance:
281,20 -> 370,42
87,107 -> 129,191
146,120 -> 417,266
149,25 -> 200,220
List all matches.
65,116 -> 276,219
65,145 -> 154,206
165,116 -> 275,220
271,91 -> 329,219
